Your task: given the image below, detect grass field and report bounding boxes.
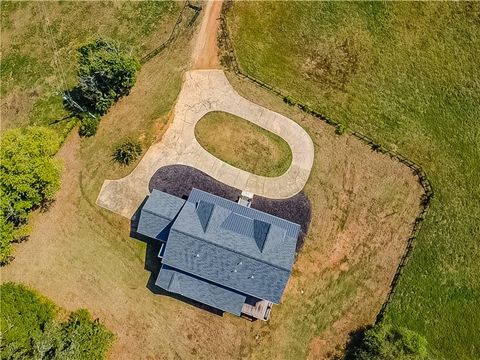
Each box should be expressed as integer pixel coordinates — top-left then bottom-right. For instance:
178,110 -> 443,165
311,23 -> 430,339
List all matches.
1,1 -> 179,134
195,111 -> 292,177
228,2 -> 480,359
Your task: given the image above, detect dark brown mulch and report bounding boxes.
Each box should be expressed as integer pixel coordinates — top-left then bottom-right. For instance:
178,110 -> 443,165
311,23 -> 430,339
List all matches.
148,165 -> 241,201
251,193 -> 311,252
148,165 -> 311,251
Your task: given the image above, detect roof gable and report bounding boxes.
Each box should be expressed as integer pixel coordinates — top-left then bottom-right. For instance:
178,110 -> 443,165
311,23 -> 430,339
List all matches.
196,201 -> 214,232
253,219 -> 270,252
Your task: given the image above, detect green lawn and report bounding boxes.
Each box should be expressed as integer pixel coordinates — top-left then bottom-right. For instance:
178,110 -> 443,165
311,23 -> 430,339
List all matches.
228,2 -> 480,359
1,1 -> 179,136
195,111 -> 292,177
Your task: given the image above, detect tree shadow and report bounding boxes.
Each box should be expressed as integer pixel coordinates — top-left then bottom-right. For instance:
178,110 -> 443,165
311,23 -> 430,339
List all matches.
62,87 -> 97,119
129,197 -> 224,318
342,325 -> 372,360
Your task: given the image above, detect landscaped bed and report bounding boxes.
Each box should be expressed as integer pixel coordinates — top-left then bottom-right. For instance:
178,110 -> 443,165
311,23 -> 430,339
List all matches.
194,111 -> 292,177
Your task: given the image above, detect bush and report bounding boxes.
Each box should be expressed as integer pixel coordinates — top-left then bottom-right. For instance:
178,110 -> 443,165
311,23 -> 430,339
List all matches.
113,139 -> 142,165
346,324 -> 428,360
0,283 -> 114,359
76,38 -> 140,115
335,123 -> 347,135
0,127 -> 61,265
283,95 -> 297,106
79,117 -> 100,137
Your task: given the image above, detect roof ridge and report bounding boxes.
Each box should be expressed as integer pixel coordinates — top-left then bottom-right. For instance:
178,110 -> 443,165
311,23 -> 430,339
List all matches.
171,227 -> 292,272
142,207 -> 173,219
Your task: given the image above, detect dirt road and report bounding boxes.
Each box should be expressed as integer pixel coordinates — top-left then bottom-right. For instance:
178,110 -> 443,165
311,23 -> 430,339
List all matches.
191,0 -> 223,69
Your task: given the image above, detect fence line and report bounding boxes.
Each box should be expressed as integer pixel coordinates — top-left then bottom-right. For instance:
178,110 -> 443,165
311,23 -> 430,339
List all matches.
141,1 -> 201,64
219,0 -> 434,324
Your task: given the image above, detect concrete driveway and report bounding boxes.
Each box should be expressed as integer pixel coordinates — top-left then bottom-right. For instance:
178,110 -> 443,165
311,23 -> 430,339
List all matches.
96,70 -> 314,218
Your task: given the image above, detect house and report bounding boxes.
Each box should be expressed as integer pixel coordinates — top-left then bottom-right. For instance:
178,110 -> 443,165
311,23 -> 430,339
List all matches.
136,188 -> 300,320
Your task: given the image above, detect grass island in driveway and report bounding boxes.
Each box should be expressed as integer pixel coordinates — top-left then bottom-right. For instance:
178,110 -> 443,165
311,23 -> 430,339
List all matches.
195,111 -> 292,177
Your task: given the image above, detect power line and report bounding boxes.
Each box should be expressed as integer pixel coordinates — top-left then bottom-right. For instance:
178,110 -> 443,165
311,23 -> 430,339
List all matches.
39,2 -> 95,119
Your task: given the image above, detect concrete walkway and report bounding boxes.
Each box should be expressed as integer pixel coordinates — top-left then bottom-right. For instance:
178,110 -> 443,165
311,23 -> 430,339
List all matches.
96,70 -> 314,218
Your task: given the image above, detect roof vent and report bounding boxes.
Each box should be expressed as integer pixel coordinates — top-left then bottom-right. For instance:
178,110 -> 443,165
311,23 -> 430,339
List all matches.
253,219 -> 270,252
196,201 -> 214,232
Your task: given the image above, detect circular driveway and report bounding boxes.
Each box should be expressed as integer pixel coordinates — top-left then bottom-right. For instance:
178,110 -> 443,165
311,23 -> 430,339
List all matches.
96,70 -> 314,218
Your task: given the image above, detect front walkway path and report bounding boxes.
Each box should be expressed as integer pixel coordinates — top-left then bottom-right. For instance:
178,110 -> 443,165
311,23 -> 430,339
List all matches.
96,70 -> 314,218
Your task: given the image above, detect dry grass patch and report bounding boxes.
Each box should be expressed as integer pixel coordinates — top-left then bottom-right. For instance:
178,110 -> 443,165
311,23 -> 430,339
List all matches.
195,111 -> 292,177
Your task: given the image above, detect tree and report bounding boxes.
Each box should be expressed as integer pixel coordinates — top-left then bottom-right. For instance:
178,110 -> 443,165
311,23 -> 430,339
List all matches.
113,139 -> 142,165
0,127 -> 61,264
57,309 -> 114,359
0,212 -> 14,265
76,39 -> 140,115
346,324 -> 428,360
0,283 -> 114,359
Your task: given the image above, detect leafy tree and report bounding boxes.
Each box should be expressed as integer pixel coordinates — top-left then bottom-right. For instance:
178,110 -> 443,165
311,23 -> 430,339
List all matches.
346,324 -> 428,360
56,310 -> 114,359
0,127 -> 61,224
113,139 -> 142,165
0,282 -> 56,358
0,127 -> 61,265
76,39 -> 140,115
0,213 -> 14,265
0,283 -> 114,359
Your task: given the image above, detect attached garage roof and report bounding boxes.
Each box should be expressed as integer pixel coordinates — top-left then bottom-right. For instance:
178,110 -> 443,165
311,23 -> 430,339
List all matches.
137,191 -> 185,240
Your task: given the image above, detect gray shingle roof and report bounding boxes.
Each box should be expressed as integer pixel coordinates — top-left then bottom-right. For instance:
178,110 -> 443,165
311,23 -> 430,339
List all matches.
162,228 -> 291,303
137,190 -> 186,240
174,191 -> 299,271
156,265 -> 246,315
139,188 -> 300,309
188,188 -> 300,238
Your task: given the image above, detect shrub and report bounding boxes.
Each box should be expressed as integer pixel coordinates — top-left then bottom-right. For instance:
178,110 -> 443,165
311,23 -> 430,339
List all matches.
76,38 -> 140,115
335,123 -> 347,135
0,127 -> 61,265
0,282 -> 114,359
283,95 -> 297,106
79,117 -> 100,137
113,139 -> 142,165
346,324 -> 428,360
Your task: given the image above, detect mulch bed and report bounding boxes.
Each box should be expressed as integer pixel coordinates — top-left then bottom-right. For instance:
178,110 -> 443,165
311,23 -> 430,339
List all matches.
148,165 -> 241,201
148,165 -> 311,251
251,193 -> 311,252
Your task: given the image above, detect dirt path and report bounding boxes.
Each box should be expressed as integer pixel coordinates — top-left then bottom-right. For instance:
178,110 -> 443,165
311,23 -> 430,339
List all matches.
191,0 -> 223,69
